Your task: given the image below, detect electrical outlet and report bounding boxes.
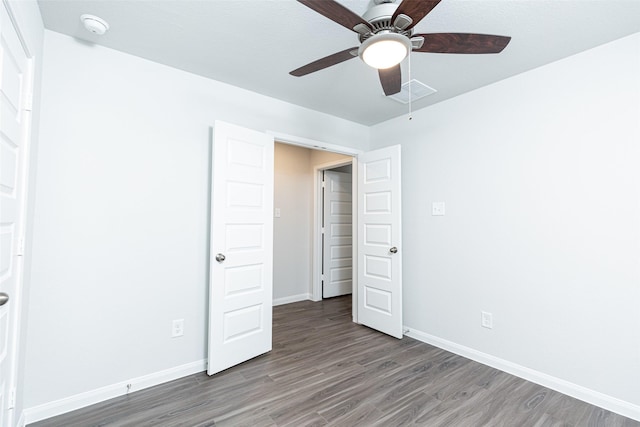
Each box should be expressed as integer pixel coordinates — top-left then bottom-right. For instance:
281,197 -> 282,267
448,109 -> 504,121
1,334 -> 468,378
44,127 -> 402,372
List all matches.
481,311 -> 493,329
172,319 -> 184,337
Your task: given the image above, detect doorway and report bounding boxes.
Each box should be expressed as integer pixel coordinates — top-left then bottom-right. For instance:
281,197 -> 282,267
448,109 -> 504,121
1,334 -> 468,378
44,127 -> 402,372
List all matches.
272,143 -> 353,306
208,122 -> 404,375
321,165 -> 353,298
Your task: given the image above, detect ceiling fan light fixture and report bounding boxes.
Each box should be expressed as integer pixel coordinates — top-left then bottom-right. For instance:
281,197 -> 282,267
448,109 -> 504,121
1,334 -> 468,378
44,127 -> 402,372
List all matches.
359,33 -> 411,69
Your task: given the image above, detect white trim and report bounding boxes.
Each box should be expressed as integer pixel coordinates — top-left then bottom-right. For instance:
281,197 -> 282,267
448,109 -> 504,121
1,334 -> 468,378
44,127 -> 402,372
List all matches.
350,158 -> 359,323
312,165 -> 323,302
23,360 -> 206,424
267,131 -> 364,156
272,293 -> 311,306
312,159 -> 354,302
404,326 -> 640,422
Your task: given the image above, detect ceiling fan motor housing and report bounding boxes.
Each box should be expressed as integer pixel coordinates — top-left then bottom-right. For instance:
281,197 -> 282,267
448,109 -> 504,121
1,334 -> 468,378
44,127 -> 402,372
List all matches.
359,3 -> 413,42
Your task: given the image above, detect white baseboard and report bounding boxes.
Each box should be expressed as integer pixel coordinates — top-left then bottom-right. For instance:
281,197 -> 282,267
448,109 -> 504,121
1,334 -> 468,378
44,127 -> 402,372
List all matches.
23,359 -> 206,424
273,293 -> 311,306
404,326 -> 640,422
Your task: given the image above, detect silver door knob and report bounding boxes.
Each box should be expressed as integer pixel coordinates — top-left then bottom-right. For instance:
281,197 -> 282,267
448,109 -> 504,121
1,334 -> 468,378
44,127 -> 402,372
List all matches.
215,253 -> 226,263
0,292 -> 8,306
390,247 -> 398,254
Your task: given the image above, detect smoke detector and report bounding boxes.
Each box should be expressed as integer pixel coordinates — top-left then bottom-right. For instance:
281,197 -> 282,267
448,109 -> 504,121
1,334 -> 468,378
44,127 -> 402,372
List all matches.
80,14 -> 109,35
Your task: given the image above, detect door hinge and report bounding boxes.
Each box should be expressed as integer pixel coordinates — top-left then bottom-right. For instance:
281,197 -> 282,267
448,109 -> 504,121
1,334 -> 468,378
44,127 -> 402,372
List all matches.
24,93 -> 34,112
321,227 -> 325,234
8,388 -> 16,409
16,237 -> 25,257
321,180 -> 326,188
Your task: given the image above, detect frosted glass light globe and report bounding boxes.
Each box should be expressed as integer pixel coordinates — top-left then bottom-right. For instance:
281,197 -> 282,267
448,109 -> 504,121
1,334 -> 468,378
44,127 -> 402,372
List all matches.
359,33 -> 411,69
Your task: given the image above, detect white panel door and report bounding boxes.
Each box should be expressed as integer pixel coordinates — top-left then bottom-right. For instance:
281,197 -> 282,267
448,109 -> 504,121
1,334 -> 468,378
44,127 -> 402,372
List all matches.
0,5 -> 33,426
208,121 -> 274,375
323,170 -> 352,298
357,145 -> 402,339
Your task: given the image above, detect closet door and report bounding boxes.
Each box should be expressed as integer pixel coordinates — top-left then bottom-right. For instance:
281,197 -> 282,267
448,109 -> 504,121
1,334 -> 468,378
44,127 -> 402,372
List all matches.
323,170 -> 352,298
357,145 -> 403,339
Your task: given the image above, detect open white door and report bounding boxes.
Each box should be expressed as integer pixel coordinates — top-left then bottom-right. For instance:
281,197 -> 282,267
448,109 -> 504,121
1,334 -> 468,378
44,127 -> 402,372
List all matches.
323,170 -> 352,298
0,4 -> 33,426
357,145 -> 403,339
208,121 -> 274,375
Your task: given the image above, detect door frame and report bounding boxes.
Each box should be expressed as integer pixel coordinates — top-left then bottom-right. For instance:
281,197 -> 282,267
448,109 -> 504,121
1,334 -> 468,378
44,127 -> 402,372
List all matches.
313,159 -> 353,301
267,131 -> 362,323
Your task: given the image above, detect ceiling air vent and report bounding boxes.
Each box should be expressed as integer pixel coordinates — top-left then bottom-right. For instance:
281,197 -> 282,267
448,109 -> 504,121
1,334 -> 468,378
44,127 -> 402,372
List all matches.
389,79 -> 437,104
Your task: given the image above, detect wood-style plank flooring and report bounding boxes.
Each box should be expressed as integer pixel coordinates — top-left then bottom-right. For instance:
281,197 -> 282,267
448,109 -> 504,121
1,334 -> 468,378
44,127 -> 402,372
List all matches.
31,296 -> 639,426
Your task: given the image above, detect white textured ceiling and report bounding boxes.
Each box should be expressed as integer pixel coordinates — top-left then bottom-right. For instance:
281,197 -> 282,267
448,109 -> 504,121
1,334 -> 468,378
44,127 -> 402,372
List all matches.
37,0 -> 640,125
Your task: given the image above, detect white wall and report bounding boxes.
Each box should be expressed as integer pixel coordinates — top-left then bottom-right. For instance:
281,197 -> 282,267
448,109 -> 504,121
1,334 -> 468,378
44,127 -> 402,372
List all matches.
273,143 -> 312,303
310,149 -> 353,166
24,29 -> 368,412
371,33 -> 640,416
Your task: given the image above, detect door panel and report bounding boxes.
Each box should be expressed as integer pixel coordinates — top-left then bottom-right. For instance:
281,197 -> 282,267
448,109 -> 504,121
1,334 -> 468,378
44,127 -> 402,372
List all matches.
357,145 -> 403,338
208,121 -> 274,375
323,170 -> 352,298
0,4 -> 33,426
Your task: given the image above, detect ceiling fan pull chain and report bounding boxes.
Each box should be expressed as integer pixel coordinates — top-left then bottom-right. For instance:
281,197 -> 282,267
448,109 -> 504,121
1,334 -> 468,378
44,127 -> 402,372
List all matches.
408,52 -> 413,121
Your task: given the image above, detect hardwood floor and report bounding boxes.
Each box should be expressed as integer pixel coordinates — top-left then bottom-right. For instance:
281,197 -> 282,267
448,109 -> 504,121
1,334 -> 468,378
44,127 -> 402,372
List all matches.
31,296 -> 639,427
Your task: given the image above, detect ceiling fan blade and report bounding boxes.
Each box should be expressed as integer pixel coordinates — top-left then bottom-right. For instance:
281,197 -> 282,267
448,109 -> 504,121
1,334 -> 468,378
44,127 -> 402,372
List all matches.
298,0 -> 373,33
290,47 -> 358,77
391,0 -> 442,30
413,33 -> 511,54
378,64 -> 402,96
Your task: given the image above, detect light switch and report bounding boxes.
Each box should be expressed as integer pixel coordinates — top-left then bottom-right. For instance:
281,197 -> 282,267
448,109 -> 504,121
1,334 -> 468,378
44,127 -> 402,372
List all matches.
432,202 -> 445,216
274,208 -> 281,218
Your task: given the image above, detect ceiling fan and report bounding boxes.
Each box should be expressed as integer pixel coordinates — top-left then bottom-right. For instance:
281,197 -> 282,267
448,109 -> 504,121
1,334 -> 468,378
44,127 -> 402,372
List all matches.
290,0 -> 511,96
